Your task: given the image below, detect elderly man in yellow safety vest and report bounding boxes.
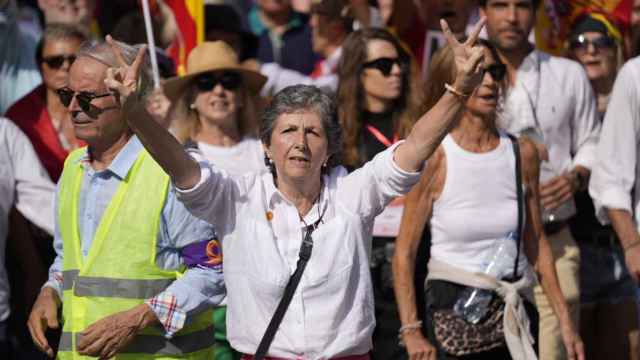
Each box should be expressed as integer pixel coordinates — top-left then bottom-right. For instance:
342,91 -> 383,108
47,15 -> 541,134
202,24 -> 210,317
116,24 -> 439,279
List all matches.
27,37 -> 225,359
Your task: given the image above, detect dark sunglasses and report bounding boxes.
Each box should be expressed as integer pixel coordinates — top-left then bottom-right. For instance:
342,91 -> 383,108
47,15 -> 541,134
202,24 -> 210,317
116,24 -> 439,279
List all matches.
483,63 -> 507,81
362,57 -> 408,76
569,34 -> 616,52
56,88 -> 117,119
42,55 -> 76,69
195,72 -> 242,92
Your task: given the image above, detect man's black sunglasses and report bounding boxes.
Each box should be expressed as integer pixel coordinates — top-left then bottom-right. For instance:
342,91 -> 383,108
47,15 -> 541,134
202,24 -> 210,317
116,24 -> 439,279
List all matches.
362,57 -> 409,76
483,63 -> 507,82
195,72 -> 242,92
56,88 -> 117,119
569,34 -> 616,52
42,55 -> 76,69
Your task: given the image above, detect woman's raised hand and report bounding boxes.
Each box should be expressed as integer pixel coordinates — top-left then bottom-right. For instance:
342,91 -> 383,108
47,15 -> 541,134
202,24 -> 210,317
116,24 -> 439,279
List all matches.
103,35 -> 147,108
441,17 -> 487,95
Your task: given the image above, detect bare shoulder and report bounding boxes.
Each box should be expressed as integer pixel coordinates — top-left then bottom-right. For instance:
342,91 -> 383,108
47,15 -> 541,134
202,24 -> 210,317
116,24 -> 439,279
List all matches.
517,136 -> 540,165
516,136 -> 541,185
420,145 -> 447,199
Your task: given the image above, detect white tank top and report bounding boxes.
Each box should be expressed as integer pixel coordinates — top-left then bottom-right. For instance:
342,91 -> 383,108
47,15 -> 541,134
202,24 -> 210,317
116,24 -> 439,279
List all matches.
430,132 -> 527,276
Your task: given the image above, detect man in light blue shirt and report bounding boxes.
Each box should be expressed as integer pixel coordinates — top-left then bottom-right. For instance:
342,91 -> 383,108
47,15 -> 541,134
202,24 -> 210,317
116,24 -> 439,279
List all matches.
27,38 -> 224,358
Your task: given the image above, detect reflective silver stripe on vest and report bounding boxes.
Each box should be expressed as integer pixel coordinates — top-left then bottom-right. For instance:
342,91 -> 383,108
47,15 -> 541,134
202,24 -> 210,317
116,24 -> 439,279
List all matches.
62,270 -> 79,291
58,331 -> 73,351
73,277 -> 173,299
58,326 -> 215,355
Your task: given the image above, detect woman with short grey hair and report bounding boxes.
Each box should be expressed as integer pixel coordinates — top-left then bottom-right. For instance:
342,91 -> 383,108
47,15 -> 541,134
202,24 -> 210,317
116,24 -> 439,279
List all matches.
106,18 -> 486,359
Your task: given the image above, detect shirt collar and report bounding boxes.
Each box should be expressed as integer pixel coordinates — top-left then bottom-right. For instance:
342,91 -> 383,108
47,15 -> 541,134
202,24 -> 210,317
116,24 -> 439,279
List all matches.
263,171 -> 330,227
516,49 -> 540,77
75,135 -> 143,179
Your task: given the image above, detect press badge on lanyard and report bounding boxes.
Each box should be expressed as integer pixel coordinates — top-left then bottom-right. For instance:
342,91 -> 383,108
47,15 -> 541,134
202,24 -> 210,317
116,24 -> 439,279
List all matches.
366,125 -> 405,237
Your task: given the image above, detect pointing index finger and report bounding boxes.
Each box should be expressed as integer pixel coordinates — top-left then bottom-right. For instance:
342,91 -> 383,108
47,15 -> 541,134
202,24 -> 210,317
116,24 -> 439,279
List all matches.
440,18 -> 461,49
130,45 -> 148,79
464,17 -> 486,47
106,35 -> 129,67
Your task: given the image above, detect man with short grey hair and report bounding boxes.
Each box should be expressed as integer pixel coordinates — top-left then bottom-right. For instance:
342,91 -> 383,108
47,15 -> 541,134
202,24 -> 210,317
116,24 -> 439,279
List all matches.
27,38 -> 224,359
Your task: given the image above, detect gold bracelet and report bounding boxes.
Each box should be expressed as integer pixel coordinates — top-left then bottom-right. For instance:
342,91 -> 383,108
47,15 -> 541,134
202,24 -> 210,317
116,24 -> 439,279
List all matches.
444,83 -> 469,99
623,239 -> 640,253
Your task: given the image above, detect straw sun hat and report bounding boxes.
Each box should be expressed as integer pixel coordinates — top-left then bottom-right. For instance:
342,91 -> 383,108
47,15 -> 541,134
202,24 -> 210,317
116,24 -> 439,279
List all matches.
163,41 -> 267,103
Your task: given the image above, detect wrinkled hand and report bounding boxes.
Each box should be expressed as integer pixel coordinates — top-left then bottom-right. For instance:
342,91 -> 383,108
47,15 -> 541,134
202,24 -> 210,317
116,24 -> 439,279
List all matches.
540,173 -> 576,211
77,304 -> 157,359
441,17 -> 487,95
560,318 -> 585,360
624,245 -> 640,283
402,331 -> 437,360
27,287 -> 60,358
103,35 -> 148,111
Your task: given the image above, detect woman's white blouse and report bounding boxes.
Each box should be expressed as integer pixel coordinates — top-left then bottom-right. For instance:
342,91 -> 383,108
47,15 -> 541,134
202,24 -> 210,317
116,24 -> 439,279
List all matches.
176,142 -> 420,359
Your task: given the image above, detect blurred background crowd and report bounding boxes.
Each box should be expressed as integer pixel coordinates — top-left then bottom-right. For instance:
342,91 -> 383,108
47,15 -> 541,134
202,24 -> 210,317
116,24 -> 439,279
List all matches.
2,0 -> 640,359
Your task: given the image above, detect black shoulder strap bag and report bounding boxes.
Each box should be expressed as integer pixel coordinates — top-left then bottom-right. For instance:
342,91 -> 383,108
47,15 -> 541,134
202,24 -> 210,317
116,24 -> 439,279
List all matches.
253,209 -> 326,360
431,133 -> 525,356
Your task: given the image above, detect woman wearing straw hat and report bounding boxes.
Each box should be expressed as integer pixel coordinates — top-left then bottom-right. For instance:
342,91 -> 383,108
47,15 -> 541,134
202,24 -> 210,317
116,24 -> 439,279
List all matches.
166,41 -> 268,176
165,41 -> 269,360
105,18 -> 487,360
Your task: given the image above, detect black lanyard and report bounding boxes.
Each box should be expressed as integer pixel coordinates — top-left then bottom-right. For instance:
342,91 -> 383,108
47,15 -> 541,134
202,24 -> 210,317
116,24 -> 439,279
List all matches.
254,204 -> 327,359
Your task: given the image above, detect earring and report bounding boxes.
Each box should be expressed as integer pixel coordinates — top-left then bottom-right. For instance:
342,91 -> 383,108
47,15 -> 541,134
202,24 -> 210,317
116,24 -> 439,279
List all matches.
190,103 -> 196,109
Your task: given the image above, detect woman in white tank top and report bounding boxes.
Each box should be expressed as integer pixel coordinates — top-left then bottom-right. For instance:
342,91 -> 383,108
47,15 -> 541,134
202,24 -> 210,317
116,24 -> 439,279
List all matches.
392,40 -> 584,360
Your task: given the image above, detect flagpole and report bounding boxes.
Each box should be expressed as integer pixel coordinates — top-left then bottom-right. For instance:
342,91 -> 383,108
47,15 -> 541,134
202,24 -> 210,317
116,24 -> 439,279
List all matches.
141,0 -> 161,89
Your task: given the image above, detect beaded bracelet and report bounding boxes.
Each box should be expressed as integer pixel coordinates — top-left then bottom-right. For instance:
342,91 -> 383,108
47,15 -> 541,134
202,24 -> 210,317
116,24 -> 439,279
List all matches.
444,83 -> 469,98
397,321 -> 423,347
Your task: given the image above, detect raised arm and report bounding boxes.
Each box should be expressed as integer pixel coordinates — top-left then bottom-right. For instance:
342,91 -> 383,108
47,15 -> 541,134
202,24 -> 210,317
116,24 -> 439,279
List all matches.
393,18 -> 486,172
103,36 -> 200,190
392,148 -> 445,360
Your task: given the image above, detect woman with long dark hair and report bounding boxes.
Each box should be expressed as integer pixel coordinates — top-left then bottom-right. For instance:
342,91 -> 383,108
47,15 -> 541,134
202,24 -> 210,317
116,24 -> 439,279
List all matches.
336,27 -> 426,359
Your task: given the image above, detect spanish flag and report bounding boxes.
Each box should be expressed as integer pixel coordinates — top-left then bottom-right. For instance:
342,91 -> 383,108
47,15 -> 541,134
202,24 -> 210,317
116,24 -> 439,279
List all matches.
165,0 -> 205,75
535,0 -> 631,55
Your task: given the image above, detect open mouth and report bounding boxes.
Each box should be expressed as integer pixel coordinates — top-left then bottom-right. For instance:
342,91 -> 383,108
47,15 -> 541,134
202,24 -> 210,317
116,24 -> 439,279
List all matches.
478,93 -> 497,101
289,156 -> 309,164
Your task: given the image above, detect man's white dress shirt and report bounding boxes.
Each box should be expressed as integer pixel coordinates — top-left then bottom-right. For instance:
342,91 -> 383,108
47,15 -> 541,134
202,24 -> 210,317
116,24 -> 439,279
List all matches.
498,49 -> 600,220
589,56 -> 640,227
0,117 -> 55,321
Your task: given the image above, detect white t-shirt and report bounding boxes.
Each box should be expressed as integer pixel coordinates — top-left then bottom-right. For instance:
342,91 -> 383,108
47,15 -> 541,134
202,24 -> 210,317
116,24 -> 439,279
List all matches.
197,137 -> 267,176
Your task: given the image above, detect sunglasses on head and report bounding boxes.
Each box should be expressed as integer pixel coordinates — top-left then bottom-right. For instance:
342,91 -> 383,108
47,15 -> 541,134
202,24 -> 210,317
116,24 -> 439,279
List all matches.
195,72 -> 242,92
483,63 -> 507,82
362,57 -> 408,76
569,34 -> 616,52
42,55 -> 76,69
56,88 -> 117,119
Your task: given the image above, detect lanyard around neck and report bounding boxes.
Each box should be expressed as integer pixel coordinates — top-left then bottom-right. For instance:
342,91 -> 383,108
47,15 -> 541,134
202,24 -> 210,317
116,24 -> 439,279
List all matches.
365,124 -> 399,148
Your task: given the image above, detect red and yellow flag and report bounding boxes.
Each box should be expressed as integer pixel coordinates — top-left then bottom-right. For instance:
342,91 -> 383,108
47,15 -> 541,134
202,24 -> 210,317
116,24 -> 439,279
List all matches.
165,0 -> 205,75
535,0 -> 632,55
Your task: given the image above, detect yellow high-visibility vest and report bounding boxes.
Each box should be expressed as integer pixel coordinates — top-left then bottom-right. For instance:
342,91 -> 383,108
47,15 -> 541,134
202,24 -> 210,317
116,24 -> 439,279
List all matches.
56,147 -> 214,359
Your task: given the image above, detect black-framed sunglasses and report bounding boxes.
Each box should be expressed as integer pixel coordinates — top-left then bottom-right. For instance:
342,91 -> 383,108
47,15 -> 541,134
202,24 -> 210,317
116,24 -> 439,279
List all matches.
483,63 -> 507,82
42,55 -> 76,69
569,34 -> 616,52
361,57 -> 409,76
195,72 -> 242,92
56,88 -> 117,119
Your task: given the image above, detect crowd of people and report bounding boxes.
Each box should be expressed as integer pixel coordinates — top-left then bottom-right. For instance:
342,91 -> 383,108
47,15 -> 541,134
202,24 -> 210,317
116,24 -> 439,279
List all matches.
2,0 -> 640,359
